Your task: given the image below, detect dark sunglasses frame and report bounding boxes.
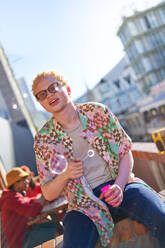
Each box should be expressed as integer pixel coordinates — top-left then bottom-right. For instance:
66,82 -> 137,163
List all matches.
16,177 -> 28,183
35,81 -> 64,101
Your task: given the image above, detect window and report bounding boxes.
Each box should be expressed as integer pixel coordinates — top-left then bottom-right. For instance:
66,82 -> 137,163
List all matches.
160,69 -> 165,79
134,39 -> 145,54
143,111 -> 150,123
155,30 -> 165,46
151,108 -> 158,117
146,34 -> 156,49
139,16 -> 151,31
126,49 -> 133,62
153,51 -> 165,67
142,57 -> 153,72
113,80 -> 120,89
124,75 -> 132,85
127,21 -> 138,36
159,105 -> 165,114
159,29 -> 165,45
119,32 -> 127,46
120,25 -> 131,44
127,43 -> 139,60
158,8 -> 165,24
133,64 -> 139,75
133,61 -> 145,75
147,12 -> 160,28
145,73 -> 158,86
127,46 -> 135,61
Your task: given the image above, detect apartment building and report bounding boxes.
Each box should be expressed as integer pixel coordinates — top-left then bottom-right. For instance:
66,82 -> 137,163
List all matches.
117,1 -> 165,93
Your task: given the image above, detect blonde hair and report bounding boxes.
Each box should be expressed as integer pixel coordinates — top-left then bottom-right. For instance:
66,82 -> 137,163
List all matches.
32,70 -> 68,95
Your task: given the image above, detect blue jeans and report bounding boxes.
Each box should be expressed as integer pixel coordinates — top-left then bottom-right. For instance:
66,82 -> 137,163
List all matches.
63,211 -> 99,248
63,180 -> 165,248
93,180 -> 165,247
22,221 -> 56,248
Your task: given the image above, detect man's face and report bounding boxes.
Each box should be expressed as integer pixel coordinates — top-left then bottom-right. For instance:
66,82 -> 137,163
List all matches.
15,177 -> 29,192
33,76 -> 71,115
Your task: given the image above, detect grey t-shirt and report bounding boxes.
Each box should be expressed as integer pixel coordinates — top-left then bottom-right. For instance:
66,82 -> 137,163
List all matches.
64,122 -> 112,189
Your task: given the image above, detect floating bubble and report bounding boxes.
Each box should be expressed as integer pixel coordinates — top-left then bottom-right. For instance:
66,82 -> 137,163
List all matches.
50,154 -> 68,175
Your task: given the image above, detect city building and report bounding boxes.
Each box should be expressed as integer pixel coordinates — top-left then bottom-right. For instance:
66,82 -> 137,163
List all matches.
0,45 -> 37,175
17,77 -> 37,114
0,45 -> 36,136
117,1 -> 165,93
75,57 -> 143,115
17,77 -> 51,130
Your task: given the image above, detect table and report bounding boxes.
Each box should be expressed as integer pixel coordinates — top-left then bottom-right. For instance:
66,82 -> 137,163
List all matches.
27,199 -> 68,235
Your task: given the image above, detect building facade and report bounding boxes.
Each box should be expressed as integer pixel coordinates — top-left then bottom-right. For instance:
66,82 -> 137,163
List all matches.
0,45 -> 38,182
0,45 -> 36,136
75,57 -> 143,115
17,77 -> 51,130
117,1 -> 165,93
17,77 -> 37,114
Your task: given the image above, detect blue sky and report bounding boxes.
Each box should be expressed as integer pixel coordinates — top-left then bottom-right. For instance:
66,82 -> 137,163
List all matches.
0,0 -> 161,106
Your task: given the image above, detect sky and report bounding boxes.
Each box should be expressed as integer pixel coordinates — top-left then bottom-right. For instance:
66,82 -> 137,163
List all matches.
0,0 -> 162,108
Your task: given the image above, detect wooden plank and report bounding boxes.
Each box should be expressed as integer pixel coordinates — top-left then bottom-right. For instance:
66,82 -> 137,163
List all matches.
42,239 -> 55,248
115,219 -> 135,242
96,218 -> 150,248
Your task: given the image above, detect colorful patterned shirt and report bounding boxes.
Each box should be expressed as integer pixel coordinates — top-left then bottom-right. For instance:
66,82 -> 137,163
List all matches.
34,102 -> 133,247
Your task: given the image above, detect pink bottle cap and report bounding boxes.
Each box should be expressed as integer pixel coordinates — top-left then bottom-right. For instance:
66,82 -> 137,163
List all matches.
101,185 -> 111,193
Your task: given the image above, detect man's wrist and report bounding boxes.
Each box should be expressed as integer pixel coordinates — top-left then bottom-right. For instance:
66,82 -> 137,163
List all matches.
60,171 -> 69,182
114,179 -> 126,192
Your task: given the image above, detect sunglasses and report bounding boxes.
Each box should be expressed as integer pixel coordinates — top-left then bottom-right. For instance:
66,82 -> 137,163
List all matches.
16,177 -> 28,183
35,81 -> 64,101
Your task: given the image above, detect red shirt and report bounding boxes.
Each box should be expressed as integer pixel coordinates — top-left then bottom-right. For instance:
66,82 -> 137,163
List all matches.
26,183 -> 42,197
0,189 -> 42,248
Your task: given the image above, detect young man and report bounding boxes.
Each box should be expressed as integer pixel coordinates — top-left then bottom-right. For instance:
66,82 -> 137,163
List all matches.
33,71 -> 165,248
0,167 -> 56,248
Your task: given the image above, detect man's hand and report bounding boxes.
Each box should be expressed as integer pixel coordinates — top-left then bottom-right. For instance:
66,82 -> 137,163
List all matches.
64,158 -> 83,180
99,184 -> 123,207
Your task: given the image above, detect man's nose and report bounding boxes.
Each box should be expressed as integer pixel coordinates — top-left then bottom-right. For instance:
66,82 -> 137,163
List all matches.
46,89 -> 56,98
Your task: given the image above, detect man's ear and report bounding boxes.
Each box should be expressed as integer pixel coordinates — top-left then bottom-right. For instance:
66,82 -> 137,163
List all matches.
67,86 -> 71,96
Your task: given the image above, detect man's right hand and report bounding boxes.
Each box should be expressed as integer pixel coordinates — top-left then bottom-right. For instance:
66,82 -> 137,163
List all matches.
64,158 -> 83,180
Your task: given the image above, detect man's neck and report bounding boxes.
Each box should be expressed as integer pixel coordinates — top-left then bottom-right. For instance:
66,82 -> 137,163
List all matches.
53,103 -> 80,129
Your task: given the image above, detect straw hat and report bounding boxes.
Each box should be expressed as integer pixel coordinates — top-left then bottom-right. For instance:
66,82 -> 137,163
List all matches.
6,167 -> 29,188
21,165 -> 35,177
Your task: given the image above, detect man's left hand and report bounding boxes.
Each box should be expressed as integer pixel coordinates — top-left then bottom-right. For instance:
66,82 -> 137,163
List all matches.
99,184 -> 123,207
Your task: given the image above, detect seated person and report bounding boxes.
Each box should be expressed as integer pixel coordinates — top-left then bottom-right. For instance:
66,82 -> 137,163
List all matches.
21,165 -> 42,197
32,70 -> 165,248
21,165 -> 65,235
0,167 -> 56,248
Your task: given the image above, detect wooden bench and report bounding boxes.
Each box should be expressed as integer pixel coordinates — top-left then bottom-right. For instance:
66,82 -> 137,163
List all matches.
96,218 -> 159,248
34,235 -> 63,248
34,219 -> 159,248
34,190 -> 165,248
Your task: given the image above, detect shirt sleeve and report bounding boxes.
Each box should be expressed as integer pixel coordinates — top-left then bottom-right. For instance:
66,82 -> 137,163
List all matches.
34,135 -> 56,186
7,192 -> 42,217
105,105 -> 132,160
36,157 -> 56,186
